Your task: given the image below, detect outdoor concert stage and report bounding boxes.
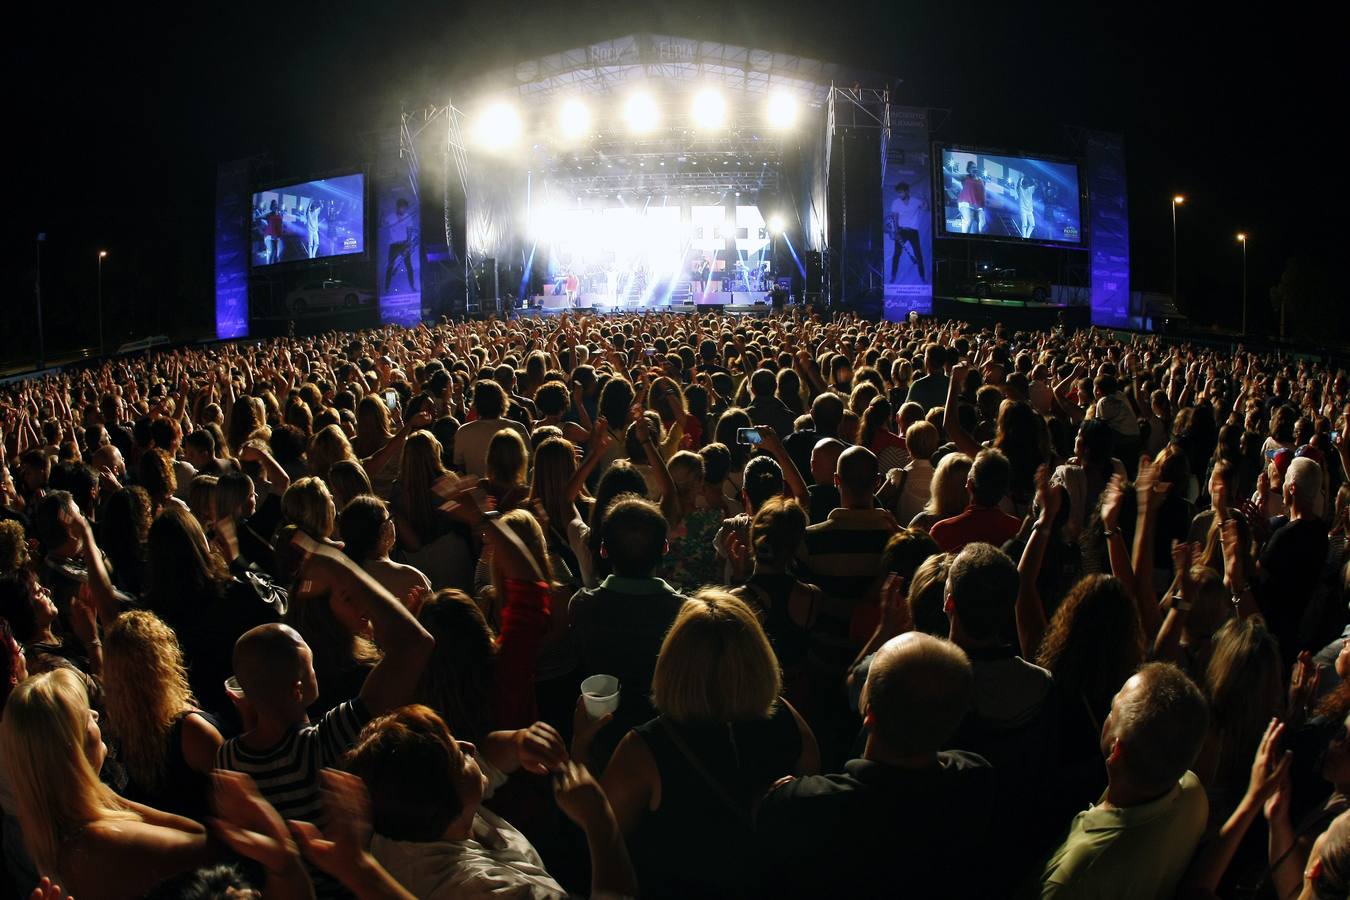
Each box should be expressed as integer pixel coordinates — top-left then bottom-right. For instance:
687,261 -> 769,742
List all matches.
214,35 -> 1130,340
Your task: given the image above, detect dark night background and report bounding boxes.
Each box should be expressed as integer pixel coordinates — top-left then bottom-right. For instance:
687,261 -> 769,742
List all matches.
7,0 -> 1335,367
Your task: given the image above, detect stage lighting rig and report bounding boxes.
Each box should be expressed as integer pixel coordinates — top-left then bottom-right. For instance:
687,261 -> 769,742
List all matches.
692,88 -> 726,128
766,91 -> 797,129
558,98 -> 591,140
625,92 -> 659,133
475,101 -> 522,150
769,215 -> 786,234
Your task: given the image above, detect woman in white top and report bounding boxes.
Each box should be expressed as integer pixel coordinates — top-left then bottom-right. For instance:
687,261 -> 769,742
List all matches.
888,421 -> 940,524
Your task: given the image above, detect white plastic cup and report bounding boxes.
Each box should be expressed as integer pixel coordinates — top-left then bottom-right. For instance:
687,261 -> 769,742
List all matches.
224,675 -> 246,703
580,674 -> 620,719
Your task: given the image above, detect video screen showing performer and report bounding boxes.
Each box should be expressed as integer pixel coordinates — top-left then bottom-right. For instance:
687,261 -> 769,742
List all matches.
251,173 -> 366,267
886,181 -> 928,284
940,149 -> 1082,244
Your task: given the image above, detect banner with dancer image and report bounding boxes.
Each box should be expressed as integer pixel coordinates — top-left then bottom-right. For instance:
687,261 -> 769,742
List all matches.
882,107 -> 933,320
375,129 -> 422,325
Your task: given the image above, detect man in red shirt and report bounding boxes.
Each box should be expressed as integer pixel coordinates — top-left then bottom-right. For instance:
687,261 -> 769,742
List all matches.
957,162 -> 987,234
930,448 -> 1021,552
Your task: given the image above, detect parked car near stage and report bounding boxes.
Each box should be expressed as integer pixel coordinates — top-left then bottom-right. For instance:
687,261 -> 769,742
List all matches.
959,268 -> 1053,303
285,280 -> 375,314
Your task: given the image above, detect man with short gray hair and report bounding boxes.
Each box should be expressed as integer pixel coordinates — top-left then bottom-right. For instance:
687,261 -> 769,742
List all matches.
1041,662 -> 1210,899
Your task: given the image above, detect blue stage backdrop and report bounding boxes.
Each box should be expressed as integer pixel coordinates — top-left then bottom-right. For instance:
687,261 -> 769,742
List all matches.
1085,131 -> 1130,327
883,107 -> 933,320
375,128 -> 422,325
214,160 -> 250,339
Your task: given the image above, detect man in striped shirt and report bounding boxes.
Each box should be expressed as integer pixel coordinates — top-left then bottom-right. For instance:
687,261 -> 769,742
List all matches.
797,445 -> 900,652
217,537 -> 434,897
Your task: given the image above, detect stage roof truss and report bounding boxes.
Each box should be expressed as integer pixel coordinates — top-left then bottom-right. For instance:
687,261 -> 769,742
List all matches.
471,34 -> 879,109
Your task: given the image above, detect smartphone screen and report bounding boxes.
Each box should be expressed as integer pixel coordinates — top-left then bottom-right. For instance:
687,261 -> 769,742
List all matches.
384,390 -> 398,411
737,427 -> 762,446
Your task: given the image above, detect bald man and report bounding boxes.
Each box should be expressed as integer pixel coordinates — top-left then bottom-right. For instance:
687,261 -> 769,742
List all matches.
755,633 -> 994,898
806,437 -> 847,523
217,540 -> 433,898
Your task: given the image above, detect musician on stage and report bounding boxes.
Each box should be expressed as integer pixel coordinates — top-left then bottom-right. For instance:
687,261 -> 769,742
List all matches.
957,161 -> 987,234
261,199 -> 284,264
691,255 -> 708,296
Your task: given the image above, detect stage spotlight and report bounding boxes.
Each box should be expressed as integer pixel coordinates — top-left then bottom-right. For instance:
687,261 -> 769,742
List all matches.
766,91 -> 797,129
769,215 -> 785,234
475,101 -> 522,150
558,98 -> 590,139
692,88 -> 726,127
625,92 -> 659,133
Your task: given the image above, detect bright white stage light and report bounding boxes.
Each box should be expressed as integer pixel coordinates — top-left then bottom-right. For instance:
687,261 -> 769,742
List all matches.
692,88 -> 726,127
769,215 -> 786,235
766,91 -> 797,129
558,98 -> 590,139
625,92 -> 659,133
475,101 -> 522,150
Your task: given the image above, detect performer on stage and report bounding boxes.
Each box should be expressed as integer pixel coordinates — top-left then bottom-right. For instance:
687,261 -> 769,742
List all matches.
957,161 -> 987,234
262,200 -> 284,264
305,199 -> 321,259
889,181 -> 927,283
383,198 -> 417,293
1018,176 -> 1037,239
691,255 -> 708,295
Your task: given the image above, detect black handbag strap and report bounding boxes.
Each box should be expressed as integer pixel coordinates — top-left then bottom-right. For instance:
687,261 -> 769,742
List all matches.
658,718 -> 753,828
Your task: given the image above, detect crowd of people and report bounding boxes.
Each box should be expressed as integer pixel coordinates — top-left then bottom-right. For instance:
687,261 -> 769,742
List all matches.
1,307 -> 1350,898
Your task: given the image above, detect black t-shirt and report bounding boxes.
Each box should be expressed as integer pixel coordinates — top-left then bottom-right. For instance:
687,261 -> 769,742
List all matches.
1260,517 -> 1331,661
783,428 -> 819,487
756,753 -> 995,899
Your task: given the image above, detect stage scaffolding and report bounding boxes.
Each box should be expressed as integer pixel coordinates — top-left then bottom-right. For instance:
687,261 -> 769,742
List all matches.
826,85 -> 890,309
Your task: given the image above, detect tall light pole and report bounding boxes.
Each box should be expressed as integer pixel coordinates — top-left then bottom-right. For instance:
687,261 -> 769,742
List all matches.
35,234 -> 46,370
1171,195 -> 1185,310
1236,233 -> 1248,337
97,250 -> 108,359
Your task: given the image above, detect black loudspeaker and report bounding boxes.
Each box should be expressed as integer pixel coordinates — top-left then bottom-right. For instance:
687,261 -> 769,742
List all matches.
804,250 -> 824,294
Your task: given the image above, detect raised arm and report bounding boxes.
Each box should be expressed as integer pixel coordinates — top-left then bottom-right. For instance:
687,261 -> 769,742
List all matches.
292,533 -> 434,718
943,362 -> 982,456
1129,456 -> 1166,642
633,406 -> 678,520
1015,466 -> 1060,659
755,425 -> 808,505
1182,719 -> 1291,896
563,418 -> 613,504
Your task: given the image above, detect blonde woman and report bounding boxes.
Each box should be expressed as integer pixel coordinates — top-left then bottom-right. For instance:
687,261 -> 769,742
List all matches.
0,669 -> 210,898
280,476 -> 337,542
103,611 -> 223,822
585,590 -> 818,898
910,451 -> 973,531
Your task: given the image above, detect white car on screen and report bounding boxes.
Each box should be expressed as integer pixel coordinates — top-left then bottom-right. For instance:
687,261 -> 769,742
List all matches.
286,280 -> 375,314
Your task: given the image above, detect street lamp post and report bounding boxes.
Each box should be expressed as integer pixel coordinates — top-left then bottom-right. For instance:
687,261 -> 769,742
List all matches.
1236,233 -> 1248,337
97,250 -> 108,359
1172,195 -> 1185,310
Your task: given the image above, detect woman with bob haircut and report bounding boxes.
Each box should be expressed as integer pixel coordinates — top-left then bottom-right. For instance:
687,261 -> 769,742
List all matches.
589,590 -> 819,899
0,669 -> 210,898
102,610 -> 223,822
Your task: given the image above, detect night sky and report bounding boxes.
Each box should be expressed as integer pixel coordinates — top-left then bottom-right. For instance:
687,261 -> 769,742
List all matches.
9,0 -> 1331,363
